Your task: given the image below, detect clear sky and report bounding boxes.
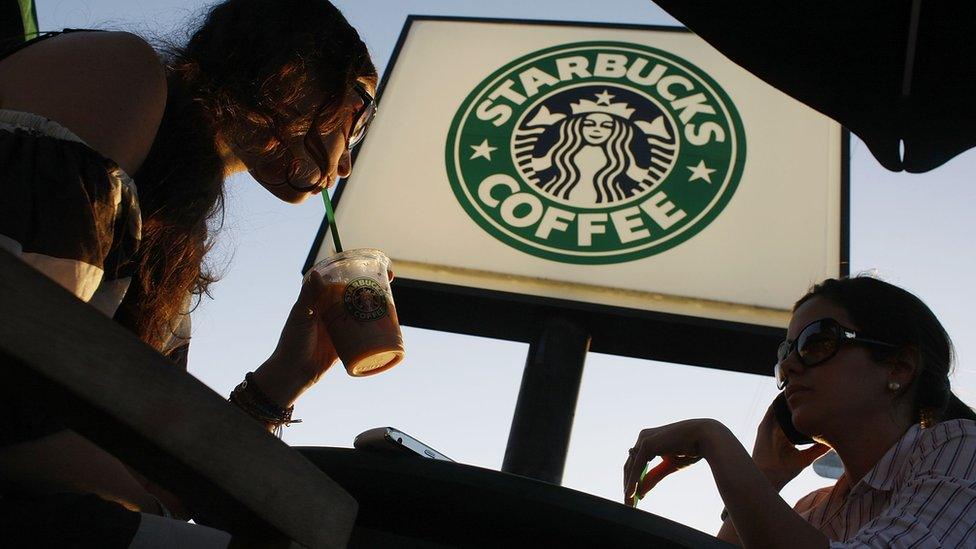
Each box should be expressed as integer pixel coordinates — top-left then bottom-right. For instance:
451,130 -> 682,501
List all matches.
36,0 -> 976,537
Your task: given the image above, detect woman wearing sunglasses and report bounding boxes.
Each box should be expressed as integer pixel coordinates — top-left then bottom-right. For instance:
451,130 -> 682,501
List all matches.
0,0 -> 376,545
624,276 -> 976,548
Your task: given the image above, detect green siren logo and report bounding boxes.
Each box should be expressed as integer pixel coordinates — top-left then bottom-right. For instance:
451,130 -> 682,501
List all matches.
446,42 -> 746,264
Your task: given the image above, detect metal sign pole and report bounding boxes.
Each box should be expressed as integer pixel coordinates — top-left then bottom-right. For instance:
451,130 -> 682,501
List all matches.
502,315 -> 590,484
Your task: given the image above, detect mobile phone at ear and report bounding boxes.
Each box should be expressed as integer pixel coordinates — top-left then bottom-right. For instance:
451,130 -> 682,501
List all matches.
773,392 -> 814,445
354,427 -> 455,462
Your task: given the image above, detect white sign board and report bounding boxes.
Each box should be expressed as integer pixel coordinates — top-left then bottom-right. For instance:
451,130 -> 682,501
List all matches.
310,18 -> 845,336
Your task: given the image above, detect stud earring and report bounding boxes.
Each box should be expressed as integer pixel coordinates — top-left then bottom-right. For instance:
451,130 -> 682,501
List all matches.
888,381 -> 901,391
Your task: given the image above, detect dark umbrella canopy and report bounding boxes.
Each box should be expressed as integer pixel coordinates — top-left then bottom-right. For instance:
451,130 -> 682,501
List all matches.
652,0 -> 976,173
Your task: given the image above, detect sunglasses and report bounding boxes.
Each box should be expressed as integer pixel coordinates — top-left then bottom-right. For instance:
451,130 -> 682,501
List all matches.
773,318 -> 897,390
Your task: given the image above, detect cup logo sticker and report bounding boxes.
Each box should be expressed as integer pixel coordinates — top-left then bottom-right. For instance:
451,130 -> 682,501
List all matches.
446,41 -> 746,264
343,278 -> 388,321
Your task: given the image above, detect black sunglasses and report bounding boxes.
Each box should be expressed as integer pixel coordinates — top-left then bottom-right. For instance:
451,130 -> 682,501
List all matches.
773,318 -> 897,389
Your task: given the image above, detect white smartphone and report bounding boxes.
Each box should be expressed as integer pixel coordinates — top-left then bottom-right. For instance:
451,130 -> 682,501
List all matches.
353,427 -> 455,462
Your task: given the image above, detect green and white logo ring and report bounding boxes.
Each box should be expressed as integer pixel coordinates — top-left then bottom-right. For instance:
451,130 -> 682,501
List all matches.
446,41 -> 746,264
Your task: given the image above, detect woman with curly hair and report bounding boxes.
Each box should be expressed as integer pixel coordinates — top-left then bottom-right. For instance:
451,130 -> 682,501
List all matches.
0,0 -> 376,545
624,277 -> 976,548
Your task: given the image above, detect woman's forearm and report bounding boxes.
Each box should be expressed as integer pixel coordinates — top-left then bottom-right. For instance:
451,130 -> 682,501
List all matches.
231,354 -> 339,435
715,463 -> 792,546
251,353 -> 338,408
0,430 -> 159,513
701,423 -> 828,549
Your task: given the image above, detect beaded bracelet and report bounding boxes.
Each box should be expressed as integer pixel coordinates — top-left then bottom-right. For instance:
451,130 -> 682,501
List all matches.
230,372 -> 302,438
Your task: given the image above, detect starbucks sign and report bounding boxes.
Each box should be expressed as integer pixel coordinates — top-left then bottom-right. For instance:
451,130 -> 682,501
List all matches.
312,18 -> 845,335
446,42 -> 746,264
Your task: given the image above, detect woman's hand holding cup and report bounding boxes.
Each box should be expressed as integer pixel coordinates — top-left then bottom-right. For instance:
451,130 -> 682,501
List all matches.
305,249 -> 404,377
253,271 -> 340,407
253,255 -> 402,409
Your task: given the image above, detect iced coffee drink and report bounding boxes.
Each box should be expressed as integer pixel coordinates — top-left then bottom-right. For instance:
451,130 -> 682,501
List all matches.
307,249 -> 404,376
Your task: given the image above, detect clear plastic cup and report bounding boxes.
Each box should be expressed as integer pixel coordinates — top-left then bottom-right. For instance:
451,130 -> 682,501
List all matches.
306,249 -> 404,376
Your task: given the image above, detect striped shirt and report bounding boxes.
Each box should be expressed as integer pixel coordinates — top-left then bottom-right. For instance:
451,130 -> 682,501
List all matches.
794,419 -> 976,548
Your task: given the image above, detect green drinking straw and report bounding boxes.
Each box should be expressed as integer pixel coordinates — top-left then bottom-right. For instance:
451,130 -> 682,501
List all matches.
322,190 -> 343,253
631,462 -> 650,507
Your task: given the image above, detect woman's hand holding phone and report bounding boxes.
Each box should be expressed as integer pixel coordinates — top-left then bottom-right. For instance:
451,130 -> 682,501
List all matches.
752,398 -> 830,491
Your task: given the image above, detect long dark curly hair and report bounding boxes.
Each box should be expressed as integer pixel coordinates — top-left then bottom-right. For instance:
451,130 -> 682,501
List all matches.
115,0 -> 377,351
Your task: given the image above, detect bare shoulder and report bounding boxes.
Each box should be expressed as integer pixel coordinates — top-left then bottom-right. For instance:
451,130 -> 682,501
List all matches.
0,31 -> 167,174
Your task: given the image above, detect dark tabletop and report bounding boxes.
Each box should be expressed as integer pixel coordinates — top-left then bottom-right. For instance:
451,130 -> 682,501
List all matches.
298,447 -> 734,548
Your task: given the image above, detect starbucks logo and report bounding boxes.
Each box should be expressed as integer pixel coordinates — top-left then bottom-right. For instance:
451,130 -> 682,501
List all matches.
446,42 -> 746,264
343,278 -> 388,321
